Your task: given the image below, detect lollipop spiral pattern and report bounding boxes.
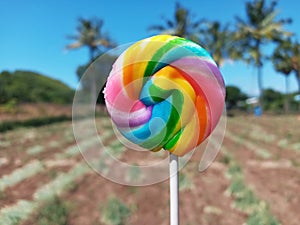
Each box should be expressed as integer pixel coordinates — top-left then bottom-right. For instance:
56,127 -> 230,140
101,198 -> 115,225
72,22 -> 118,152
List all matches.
104,35 -> 225,156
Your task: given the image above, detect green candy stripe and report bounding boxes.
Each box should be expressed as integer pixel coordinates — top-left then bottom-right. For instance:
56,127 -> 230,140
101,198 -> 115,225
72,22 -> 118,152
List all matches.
149,83 -> 171,103
144,37 -> 212,79
141,90 -> 183,149
144,37 -> 186,77
164,129 -> 183,150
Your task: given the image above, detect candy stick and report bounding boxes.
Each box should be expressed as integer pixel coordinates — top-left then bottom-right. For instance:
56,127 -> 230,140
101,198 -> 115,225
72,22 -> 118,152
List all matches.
169,153 -> 179,225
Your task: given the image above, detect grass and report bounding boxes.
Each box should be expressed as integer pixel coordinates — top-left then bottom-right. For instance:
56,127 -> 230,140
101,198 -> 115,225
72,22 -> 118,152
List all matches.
0,163 -> 90,225
226,130 -> 272,159
0,190 -> 5,200
125,164 -> 142,184
100,196 -> 131,225
36,197 -> 70,225
223,150 -> 281,225
0,160 -> 44,191
226,162 -> 242,178
33,163 -> 89,202
179,173 -> 194,191
246,202 -> 281,225
0,200 -> 37,225
106,146 -> 125,160
234,188 -> 260,213
27,145 -> 45,155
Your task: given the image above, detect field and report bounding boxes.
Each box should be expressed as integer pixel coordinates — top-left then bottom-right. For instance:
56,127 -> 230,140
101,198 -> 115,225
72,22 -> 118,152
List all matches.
0,114 -> 299,225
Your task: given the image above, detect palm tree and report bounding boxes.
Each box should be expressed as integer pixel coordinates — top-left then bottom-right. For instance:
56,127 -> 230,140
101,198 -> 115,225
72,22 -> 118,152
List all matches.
148,2 -> 203,42
66,17 -> 114,61
272,38 -> 300,112
272,39 -> 293,112
235,0 -> 292,104
198,21 -> 237,67
149,4 -> 238,67
66,17 -> 114,104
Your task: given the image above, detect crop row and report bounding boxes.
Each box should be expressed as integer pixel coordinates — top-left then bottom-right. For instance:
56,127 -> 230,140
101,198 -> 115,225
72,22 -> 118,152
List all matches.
228,118 -> 300,152
222,147 -> 281,225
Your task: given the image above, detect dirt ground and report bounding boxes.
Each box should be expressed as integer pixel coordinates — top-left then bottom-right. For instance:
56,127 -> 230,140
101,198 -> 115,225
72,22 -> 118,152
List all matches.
1,114 -> 299,225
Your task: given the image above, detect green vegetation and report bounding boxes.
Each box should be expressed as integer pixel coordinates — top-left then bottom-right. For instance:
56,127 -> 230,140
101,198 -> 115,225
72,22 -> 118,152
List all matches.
179,173 -> 194,191
148,0 -> 299,114
126,164 -> 142,184
272,38 -> 300,112
262,89 -> 299,113
0,70 -> 74,104
263,89 -> 284,112
36,197 -> 70,225
33,163 -> 89,202
234,0 -> 292,100
0,200 -> 37,225
0,115 -> 71,133
148,2 -> 203,42
223,150 -> 281,225
0,161 -> 44,192
246,202 -> 280,225
199,21 -> 236,66
0,163 -> 90,225
66,17 -> 115,104
225,130 -> 272,159
272,38 -> 300,94
101,196 -> 131,225
226,86 -> 248,110
26,145 -> 45,155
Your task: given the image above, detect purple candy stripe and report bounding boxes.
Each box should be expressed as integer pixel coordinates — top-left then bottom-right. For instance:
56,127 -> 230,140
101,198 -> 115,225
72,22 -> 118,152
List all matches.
111,105 -> 153,128
129,105 -> 153,127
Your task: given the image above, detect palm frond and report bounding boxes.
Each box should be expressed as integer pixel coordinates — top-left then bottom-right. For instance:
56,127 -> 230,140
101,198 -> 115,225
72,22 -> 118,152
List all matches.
166,20 -> 174,28
65,42 -> 83,49
148,25 -> 167,31
66,35 -> 79,40
261,11 -> 278,27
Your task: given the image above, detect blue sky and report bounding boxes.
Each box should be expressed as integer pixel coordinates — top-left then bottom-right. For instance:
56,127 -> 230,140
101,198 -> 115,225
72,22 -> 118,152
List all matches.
0,0 -> 299,96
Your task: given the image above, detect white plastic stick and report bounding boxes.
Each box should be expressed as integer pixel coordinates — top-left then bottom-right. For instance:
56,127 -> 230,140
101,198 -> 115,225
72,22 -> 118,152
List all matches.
170,153 -> 179,225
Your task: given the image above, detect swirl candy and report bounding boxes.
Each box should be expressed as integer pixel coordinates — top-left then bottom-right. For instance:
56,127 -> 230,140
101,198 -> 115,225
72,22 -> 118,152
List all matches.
104,35 -> 225,156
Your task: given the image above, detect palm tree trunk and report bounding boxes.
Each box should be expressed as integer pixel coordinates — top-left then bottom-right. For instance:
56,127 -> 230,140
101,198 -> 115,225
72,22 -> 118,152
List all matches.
256,40 -> 263,109
284,75 -> 290,113
296,71 -> 300,94
296,71 -> 300,112
91,77 -> 97,106
89,47 -> 97,107
257,65 -> 263,107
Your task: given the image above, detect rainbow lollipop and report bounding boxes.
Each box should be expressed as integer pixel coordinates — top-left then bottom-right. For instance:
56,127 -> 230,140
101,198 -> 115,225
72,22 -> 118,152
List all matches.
104,35 -> 225,156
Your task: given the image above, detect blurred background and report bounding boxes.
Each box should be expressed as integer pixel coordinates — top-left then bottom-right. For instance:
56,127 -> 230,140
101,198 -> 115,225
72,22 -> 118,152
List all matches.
0,0 -> 299,225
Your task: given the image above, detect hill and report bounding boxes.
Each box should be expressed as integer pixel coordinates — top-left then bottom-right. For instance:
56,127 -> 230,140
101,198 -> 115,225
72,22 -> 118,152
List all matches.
0,70 -> 74,104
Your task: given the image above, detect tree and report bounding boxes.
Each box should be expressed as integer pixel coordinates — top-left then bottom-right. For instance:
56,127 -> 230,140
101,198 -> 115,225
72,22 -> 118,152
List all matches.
0,70 -> 74,104
66,17 -> 115,104
262,88 -> 284,112
272,38 -> 300,112
66,17 -> 114,61
198,21 -> 237,67
225,85 -> 248,110
272,38 -> 292,112
75,54 -> 117,105
234,0 -> 292,104
148,2 -> 203,41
